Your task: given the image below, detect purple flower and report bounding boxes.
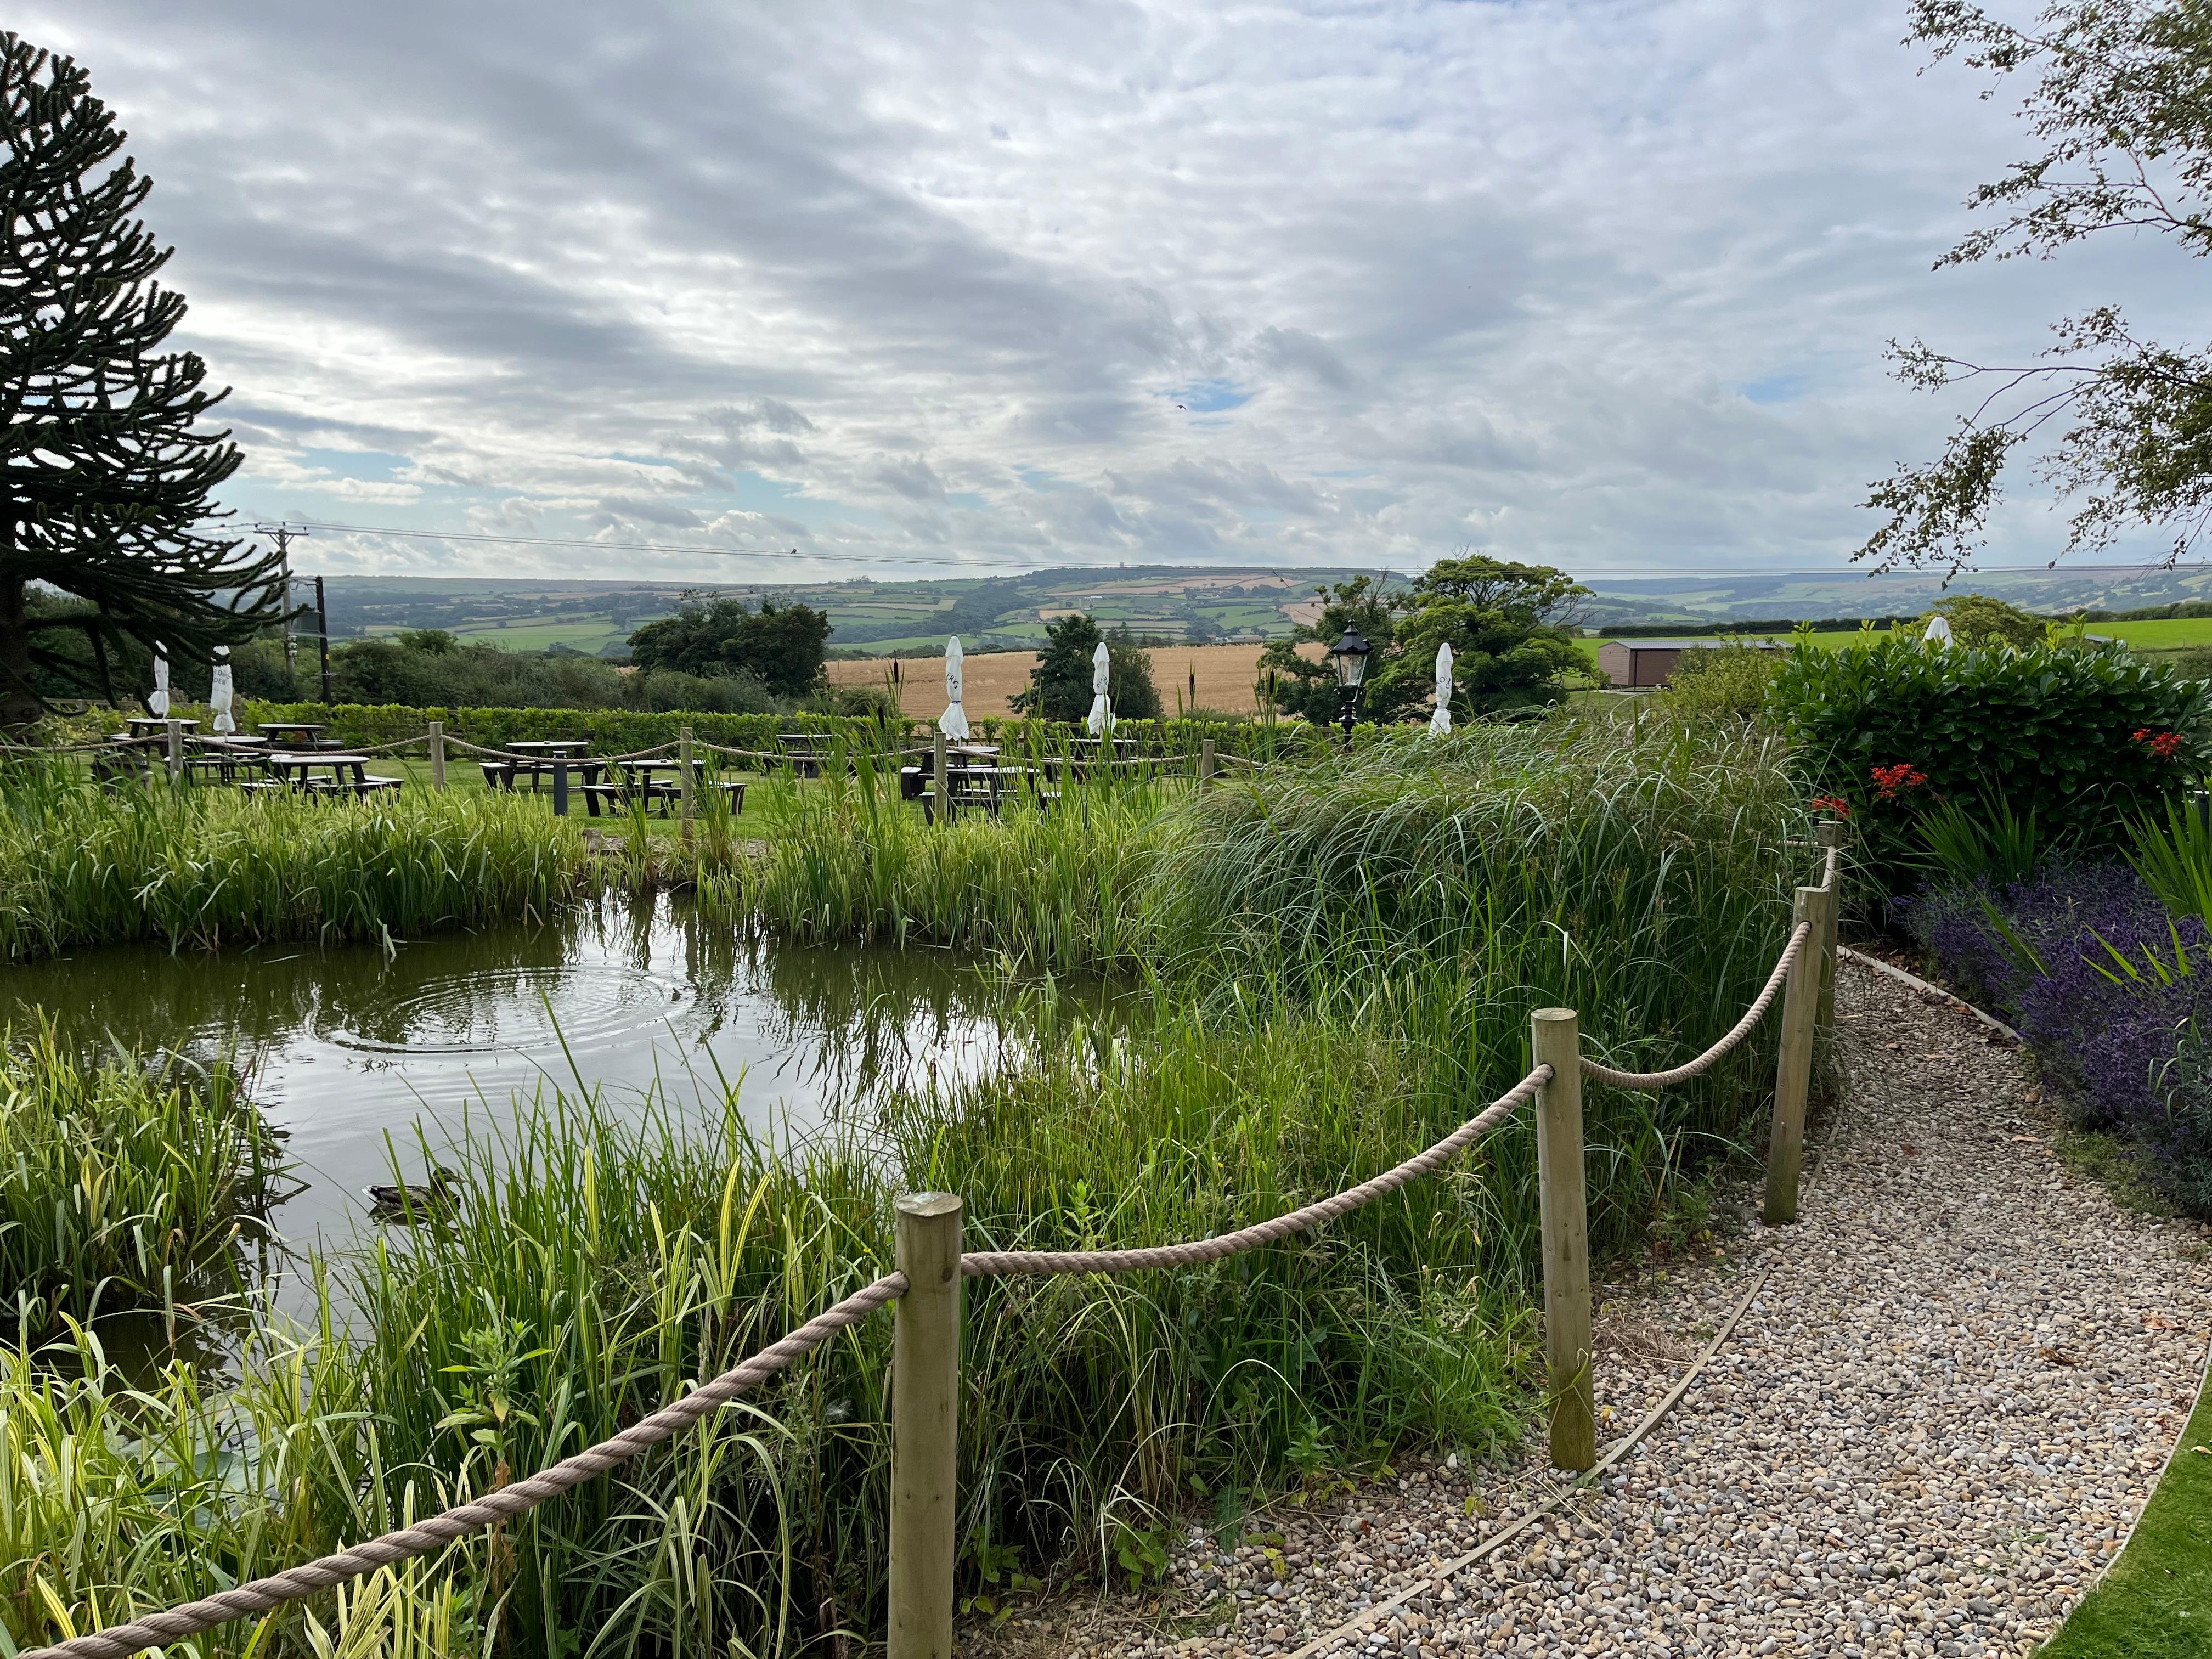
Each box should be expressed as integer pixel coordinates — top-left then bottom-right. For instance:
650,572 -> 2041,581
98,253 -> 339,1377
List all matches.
1903,859 -> 2212,1213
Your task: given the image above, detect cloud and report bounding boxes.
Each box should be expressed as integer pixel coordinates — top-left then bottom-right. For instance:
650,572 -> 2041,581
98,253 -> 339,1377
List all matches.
20,0 -> 2202,580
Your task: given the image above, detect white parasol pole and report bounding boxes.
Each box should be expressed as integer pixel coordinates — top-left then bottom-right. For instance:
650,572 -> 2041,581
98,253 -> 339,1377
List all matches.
1087,640 -> 1114,734
1428,642 -> 1454,736
938,636 -> 970,741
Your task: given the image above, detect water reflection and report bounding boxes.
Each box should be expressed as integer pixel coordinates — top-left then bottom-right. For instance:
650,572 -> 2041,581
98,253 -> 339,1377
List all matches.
3,897 -> 1059,1258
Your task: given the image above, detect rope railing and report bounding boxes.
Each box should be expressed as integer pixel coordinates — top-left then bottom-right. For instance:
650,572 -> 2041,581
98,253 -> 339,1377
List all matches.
1578,921 -> 1810,1090
441,736 -> 680,766
963,1067 -> 1548,1278
15,1064 -> 1558,1659
22,1274 -> 910,1659
9,798 -> 1849,1659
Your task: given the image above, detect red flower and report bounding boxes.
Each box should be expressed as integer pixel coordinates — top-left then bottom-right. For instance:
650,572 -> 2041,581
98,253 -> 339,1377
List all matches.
1811,794 -> 1852,820
1870,763 -> 1929,802
2133,728 -> 2183,760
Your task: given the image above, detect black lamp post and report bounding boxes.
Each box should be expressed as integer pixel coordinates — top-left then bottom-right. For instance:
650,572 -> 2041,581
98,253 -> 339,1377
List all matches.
1328,629 -> 1373,742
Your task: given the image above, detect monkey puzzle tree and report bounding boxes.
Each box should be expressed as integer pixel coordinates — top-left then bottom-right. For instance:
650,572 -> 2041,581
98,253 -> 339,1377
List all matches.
1,33 -> 278,727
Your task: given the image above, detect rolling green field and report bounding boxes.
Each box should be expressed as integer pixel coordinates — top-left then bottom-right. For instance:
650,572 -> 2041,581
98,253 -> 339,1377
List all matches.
1576,620 -> 2212,668
447,618 -> 635,652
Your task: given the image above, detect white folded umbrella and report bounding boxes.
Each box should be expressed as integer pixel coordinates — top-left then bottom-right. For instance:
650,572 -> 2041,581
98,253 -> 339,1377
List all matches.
149,641 -> 171,716
1087,640 -> 1114,734
938,636 -> 970,741
209,645 -> 235,734
1428,641 -> 1454,736
1923,615 -> 1954,647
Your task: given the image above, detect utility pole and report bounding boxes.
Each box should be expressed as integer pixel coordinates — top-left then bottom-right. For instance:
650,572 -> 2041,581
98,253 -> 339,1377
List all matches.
315,575 -> 332,704
255,522 -> 311,673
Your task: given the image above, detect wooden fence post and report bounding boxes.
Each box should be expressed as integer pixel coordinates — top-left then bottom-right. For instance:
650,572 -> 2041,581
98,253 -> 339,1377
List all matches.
679,725 -> 696,840
428,720 -> 447,792
931,730 -> 949,825
552,758 -> 569,817
889,1192 -> 963,1659
1200,736 -> 1216,788
165,718 -> 183,784
1814,822 -> 1843,1030
1763,884 -> 1832,1226
1531,1008 -> 1595,1472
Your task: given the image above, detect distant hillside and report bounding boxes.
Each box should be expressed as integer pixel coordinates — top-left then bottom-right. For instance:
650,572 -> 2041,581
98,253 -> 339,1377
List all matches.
323,565 -> 1379,656
315,561 -> 2212,656
1578,565 -> 2212,627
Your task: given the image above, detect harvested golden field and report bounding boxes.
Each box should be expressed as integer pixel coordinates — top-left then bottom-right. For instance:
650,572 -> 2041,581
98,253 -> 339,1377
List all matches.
827,641 -> 1325,720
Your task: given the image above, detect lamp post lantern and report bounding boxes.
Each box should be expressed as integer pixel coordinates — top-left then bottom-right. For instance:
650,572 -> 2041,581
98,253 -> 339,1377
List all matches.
1328,630 -> 1373,743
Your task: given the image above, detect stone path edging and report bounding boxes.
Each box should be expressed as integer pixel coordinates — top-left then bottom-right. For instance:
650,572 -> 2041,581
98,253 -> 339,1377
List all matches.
1835,947 -> 2022,1044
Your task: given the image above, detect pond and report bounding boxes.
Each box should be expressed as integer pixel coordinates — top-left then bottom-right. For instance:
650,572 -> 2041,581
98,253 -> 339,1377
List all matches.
3,898 -> 1066,1269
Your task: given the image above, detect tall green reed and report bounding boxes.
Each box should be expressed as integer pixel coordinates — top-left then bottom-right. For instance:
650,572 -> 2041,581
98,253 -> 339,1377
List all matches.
0,1022 -> 283,1333
0,760 -> 591,962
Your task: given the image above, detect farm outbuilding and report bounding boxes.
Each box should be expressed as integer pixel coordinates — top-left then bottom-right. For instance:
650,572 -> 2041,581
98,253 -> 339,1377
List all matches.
1595,637 -> 1780,690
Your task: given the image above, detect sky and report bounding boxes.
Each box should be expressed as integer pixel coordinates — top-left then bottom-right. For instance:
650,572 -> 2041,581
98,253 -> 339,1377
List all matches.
22,1 -> 2203,584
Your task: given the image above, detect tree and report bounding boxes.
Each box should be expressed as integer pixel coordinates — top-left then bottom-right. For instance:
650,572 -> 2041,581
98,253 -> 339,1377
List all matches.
1259,557 -> 1587,721
1256,575 -> 1397,723
625,596 -> 830,697
1864,1 -> 2212,572
1009,613 -> 1161,721
1918,592 -> 2046,647
0,35 -> 280,727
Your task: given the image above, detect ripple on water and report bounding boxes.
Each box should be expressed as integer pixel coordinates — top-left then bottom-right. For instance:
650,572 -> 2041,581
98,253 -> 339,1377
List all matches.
317,963 -> 692,1058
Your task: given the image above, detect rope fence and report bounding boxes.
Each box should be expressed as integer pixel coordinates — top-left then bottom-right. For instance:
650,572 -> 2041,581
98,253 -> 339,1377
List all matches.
1578,921 -> 1809,1090
9,783 -> 1849,1659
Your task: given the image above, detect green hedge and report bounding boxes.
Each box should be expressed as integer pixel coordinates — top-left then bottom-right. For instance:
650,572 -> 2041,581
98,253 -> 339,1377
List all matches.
59,701 -> 1362,763
1768,635 -> 2209,889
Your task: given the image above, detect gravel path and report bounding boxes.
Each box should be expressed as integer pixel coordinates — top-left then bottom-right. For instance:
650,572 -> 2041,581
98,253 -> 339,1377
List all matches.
992,957 -> 2212,1658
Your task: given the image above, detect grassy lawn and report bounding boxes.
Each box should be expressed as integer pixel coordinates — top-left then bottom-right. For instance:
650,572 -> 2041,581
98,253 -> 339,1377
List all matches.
448,617 -> 631,652
2041,1355 -> 2212,1656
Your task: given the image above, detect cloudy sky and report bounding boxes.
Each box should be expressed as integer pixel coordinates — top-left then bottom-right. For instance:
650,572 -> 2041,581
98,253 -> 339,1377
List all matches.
24,1 -> 2199,583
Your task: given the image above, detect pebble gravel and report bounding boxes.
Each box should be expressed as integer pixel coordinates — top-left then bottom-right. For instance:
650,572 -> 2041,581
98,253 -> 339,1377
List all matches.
979,959 -> 2212,1658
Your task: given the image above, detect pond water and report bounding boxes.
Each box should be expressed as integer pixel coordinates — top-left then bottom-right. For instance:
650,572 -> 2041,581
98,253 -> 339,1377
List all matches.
3,899 -> 1053,1266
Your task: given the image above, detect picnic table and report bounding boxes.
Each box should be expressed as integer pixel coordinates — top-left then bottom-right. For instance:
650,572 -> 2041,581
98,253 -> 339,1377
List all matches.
778,731 -> 833,777
125,716 -> 196,740
257,752 -> 403,798
257,721 -> 332,749
482,740 -> 595,795
183,737 -> 272,784
582,757 -> 742,818
900,743 -> 999,800
917,752 -> 1056,822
